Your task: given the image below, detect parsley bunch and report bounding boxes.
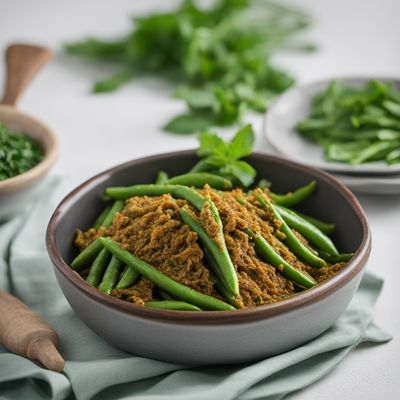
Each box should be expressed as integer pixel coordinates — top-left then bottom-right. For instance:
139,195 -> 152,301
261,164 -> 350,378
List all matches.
0,124 -> 43,181
65,0 -> 313,133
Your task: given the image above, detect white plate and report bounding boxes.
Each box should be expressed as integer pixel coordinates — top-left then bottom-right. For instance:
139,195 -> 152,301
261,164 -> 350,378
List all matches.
334,173 -> 400,195
264,77 -> 400,176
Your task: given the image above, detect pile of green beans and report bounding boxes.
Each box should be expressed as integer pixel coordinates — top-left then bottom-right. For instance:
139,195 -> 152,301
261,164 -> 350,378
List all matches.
70,200 -> 139,294
106,181 -> 239,297
69,169 -> 353,312
100,237 -> 234,311
256,194 -> 326,268
244,228 -> 316,289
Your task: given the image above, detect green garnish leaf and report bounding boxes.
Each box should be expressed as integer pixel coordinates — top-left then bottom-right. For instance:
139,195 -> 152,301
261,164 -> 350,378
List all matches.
194,124 -> 256,186
65,0 -> 313,132
164,112 -> 216,134
93,71 -> 133,93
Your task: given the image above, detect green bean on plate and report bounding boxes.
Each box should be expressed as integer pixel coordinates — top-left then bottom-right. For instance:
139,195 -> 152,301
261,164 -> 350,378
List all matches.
297,79 -> 400,165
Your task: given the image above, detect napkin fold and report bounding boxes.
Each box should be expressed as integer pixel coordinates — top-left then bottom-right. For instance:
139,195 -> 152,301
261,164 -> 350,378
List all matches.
0,177 -> 391,400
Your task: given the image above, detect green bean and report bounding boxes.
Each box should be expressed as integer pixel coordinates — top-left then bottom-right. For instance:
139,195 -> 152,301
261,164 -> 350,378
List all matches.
144,300 -> 202,311
350,141 -> 400,165
386,148 -> 400,164
208,269 -> 239,307
93,205 -> 112,229
74,200 -> 124,277
158,290 -> 173,300
257,194 -> 326,268
86,248 -> 112,287
105,184 -> 205,210
244,228 -> 316,289
317,251 -> 354,264
235,196 -> 246,206
99,237 -> 235,311
291,211 -> 335,235
98,256 -> 123,294
270,181 -> 316,207
275,205 -> 338,255
179,207 -> 239,296
257,178 -> 272,189
115,265 -> 140,289
166,172 -> 232,190
102,200 -> 124,228
71,238 -> 103,271
189,159 -> 214,173
155,171 -> 169,184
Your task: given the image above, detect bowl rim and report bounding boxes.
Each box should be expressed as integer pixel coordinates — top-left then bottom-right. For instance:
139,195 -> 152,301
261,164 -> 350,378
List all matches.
46,150 -> 371,325
0,105 -> 59,192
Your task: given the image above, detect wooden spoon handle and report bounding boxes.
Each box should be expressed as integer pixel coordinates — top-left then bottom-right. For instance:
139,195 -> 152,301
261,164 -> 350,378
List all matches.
1,44 -> 52,106
0,289 -> 64,372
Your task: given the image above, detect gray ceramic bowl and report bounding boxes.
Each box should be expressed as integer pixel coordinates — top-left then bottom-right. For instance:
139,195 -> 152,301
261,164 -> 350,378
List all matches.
46,151 -> 370,365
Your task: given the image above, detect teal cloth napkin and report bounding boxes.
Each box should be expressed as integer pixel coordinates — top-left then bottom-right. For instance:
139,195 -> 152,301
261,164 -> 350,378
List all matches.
0,177 -> 392,400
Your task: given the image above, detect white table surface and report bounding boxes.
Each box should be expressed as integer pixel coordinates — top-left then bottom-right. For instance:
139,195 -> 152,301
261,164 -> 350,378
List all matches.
1,0 -> 399,398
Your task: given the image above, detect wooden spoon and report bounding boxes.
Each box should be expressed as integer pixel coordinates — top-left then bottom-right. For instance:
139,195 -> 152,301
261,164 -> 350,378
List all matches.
0,44 -> 58,219
0,45 -> 64,372
1,44 -> 52,106
0,289 -> 65,372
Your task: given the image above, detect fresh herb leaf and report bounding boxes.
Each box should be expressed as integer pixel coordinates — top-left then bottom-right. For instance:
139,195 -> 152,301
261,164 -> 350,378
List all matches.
163,112 -> 216,134
222,160 -> 256,187
229,124 -> 256,160
94,71 -> 133,93
193,124 -> 256,186
197,131 -> 226,157
65,0 -> 313,133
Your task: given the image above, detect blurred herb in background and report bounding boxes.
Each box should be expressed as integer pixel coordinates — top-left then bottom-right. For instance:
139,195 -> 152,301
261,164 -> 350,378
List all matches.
297,80 -> 400,165
65,0 -> 314,133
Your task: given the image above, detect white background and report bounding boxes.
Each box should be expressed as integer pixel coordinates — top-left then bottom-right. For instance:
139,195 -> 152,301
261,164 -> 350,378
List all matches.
1,0 -> 399,398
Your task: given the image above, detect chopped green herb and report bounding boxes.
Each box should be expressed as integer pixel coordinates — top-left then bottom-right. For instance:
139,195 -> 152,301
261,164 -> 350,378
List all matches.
65,0 -> 313,133
0,123 -> 43,181
297,80 -> 400,165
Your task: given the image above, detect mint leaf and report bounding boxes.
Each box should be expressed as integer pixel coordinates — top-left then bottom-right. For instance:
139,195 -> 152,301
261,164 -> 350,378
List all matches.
228,124 -> 255,160
66,0 -> 312,130
197,131 -> 227,158
93,71 -> 133,93
193,125 -> 257,187
164,112 -> 216,134
222,160 -> 256,187
175,87 -> 215,109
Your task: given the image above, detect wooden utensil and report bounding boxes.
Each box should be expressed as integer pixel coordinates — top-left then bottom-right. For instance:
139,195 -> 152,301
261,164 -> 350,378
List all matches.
1,44 -> 52,106
0,289 -> 64,372
0,44 -> 64,371
0,44 -> 58,220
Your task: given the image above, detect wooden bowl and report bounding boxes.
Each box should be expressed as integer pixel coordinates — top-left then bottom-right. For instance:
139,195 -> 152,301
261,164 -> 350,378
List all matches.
0,44 -> 58,220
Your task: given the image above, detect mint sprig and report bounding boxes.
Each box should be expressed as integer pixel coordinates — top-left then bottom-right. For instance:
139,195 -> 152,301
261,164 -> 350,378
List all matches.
192,124 -> 256,187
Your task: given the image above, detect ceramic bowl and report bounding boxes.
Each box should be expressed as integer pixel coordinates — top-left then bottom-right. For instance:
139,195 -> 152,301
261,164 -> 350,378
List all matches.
46,151 -> 370,365
0,105 -> 58,220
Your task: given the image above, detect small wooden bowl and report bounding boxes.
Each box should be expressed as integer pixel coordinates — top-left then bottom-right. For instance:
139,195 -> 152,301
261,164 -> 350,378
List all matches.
0,44 -> 58,220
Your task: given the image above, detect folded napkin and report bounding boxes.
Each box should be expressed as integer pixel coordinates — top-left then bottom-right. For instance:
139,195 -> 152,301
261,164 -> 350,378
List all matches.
0,177 -> 391,400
